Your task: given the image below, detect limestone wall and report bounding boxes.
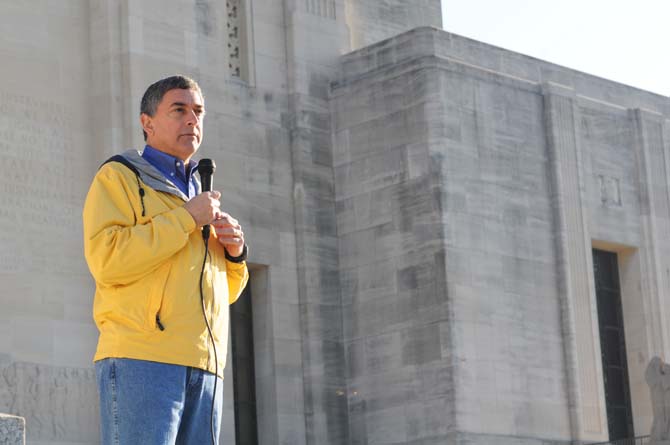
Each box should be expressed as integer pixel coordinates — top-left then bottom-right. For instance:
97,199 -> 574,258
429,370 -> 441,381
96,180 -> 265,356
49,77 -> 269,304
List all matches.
333,27 -> 670,444
0,2 -> 98,443
3,0 -> 668,444
0,0 -> 305,443
344,0 -> 442,50
332,47 -> 455,443
0,1 -> 442,444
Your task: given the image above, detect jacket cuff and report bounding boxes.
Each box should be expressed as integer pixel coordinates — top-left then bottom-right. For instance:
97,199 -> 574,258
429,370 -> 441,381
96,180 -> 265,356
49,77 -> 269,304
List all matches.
225,244 -> 248,263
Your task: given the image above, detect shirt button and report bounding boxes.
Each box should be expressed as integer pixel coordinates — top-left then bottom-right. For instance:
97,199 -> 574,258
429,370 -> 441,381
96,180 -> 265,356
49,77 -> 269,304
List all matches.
170,173 -> 175,176
176,162 -> 181,167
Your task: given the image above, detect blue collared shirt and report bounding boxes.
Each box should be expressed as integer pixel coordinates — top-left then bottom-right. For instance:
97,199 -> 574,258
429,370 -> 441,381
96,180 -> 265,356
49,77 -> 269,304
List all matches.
141,145 -> 199,198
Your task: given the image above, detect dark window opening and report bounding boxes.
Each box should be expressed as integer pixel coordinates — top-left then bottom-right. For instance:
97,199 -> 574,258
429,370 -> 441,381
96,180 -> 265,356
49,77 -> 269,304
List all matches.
230,283 -> 258,445
592,249 -> 634,440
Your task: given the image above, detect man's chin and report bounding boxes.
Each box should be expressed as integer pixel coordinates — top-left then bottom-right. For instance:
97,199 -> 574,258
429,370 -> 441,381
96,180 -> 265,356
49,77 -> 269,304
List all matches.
175,144 -> 199,161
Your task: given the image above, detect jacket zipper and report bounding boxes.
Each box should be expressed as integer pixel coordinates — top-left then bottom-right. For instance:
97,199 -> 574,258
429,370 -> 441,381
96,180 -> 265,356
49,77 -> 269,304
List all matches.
155,314 -> 165,331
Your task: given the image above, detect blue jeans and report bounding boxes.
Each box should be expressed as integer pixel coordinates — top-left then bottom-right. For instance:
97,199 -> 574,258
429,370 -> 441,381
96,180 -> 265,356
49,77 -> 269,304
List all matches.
95,358 -> 223,445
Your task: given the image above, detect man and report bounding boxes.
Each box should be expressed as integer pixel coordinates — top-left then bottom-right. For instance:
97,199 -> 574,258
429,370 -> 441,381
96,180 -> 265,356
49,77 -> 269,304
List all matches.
83,75 -> 248,444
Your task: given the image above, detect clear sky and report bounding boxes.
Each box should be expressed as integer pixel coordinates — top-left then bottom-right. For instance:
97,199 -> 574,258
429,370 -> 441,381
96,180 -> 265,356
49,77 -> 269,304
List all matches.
441,0 -> 670,97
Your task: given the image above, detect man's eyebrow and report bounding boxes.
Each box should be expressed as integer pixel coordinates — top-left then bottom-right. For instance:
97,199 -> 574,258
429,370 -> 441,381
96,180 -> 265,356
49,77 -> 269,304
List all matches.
169,102 -> 204,109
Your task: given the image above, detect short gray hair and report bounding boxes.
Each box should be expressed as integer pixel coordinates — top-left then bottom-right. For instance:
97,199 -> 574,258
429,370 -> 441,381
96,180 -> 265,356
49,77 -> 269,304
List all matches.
140,75 -> 203,140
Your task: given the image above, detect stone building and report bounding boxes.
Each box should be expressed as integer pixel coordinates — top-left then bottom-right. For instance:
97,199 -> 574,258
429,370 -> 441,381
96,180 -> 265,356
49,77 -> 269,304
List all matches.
0,1 -> 669,444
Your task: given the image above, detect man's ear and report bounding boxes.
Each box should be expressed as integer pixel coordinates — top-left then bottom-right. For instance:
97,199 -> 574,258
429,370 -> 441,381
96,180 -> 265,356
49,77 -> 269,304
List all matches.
140,113 -> 154,137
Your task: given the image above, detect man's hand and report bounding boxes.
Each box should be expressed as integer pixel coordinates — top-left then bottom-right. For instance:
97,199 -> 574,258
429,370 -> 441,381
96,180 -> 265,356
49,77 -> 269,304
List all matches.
211,213 -> 245,257
183,191 -> 221,227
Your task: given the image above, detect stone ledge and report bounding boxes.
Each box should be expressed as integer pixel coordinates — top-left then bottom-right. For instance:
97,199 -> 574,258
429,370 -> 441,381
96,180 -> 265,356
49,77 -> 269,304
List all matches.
0,413 -> 25,445
337,26 -> 670,113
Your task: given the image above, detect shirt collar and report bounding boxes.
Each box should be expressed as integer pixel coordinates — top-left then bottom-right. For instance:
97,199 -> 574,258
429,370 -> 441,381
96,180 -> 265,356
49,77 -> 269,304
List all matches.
141,145 -> 198,180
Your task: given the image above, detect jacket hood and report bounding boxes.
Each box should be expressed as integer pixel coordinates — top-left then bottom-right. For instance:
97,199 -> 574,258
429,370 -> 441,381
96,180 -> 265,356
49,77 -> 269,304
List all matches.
120,149 -> 201,201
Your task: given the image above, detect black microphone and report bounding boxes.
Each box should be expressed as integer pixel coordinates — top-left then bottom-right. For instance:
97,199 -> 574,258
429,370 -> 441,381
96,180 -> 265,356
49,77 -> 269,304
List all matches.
198,158 -> 216,240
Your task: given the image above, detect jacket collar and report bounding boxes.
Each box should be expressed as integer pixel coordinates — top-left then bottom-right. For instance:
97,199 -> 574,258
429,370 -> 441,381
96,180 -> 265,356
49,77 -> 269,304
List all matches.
119,149 -> 201,201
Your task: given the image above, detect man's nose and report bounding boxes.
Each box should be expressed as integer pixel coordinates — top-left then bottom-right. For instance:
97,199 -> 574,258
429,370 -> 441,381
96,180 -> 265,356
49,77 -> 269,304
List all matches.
185,109 -> 199,125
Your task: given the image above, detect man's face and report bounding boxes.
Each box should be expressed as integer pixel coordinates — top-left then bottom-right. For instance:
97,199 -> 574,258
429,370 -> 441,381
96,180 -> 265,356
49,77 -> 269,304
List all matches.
141,88 -> 205,161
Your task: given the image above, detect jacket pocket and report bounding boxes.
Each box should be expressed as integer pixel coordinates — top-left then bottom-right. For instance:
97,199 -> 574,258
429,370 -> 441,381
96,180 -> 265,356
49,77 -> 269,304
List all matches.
146,262 -> 172,330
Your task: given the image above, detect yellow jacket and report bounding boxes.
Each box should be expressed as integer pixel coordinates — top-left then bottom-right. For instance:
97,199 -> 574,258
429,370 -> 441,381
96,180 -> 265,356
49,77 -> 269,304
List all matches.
83,150 -> 248,378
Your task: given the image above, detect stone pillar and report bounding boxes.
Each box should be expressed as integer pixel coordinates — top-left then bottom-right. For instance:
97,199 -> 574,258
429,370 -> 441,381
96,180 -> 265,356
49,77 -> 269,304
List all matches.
0,414 -> 25,445
543,82 -> 608,442
631,108 -> 670,359
282,0 -> 350,443
332,29 -> 456,444
88,0 -> 134,160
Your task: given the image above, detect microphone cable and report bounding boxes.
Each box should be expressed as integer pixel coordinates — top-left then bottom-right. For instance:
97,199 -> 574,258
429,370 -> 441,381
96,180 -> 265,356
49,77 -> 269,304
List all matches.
197,158 -> 219,445
199,234 -> 219,445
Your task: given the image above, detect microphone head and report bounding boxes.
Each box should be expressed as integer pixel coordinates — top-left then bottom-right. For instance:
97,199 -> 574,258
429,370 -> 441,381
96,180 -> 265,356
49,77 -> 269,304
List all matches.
198,158 -> 216,175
